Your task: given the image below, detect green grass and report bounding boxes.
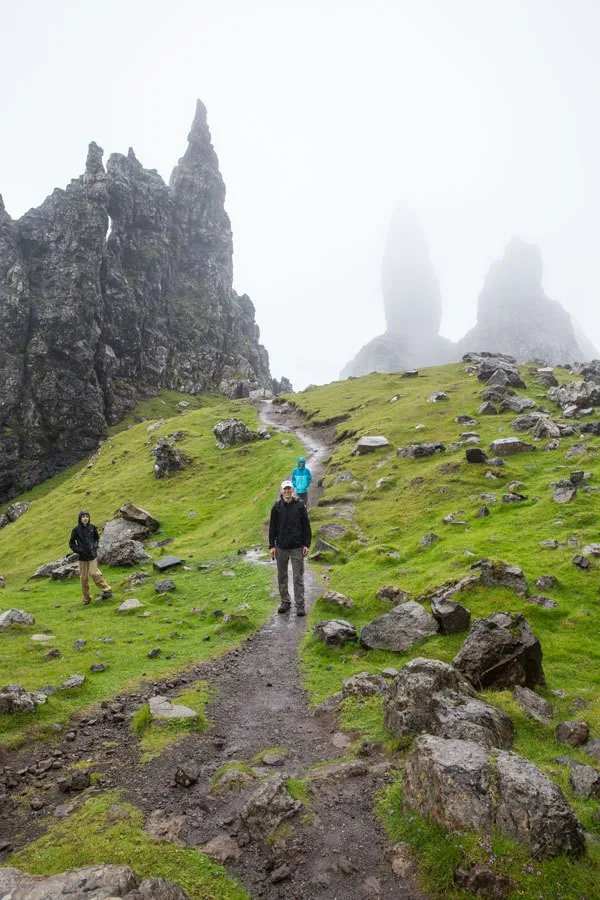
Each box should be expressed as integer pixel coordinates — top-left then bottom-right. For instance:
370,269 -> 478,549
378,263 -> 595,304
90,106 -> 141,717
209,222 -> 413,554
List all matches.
289,362 -> 600,897
7,792 -> 248,900
132,682 -> 212,762
285,776 -> 311,806
0,394 -> 304,746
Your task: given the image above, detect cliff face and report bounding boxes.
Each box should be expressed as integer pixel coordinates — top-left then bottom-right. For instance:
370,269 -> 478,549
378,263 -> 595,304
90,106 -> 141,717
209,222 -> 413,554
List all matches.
457,238 -> 590,364
0,101 -> 271,502
341,207 -> 455,378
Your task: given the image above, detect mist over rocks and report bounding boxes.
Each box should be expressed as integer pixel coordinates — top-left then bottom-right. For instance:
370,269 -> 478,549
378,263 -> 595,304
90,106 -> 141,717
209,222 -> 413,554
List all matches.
341,206 -> 455,378
342,224 -> 597,379
0,100 -> 272,503
457,238 -> 592,364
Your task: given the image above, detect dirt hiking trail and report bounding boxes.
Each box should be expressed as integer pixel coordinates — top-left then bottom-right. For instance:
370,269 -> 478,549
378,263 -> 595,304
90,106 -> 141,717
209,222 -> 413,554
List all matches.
0,400 -> 426,900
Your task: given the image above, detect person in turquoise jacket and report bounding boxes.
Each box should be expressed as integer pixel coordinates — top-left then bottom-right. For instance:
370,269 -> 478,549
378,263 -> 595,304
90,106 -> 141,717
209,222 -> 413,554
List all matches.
291,456 -> 312,506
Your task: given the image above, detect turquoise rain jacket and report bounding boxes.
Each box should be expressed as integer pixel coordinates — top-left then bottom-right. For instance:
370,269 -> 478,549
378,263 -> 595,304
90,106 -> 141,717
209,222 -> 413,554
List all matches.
291,457 -> 312,494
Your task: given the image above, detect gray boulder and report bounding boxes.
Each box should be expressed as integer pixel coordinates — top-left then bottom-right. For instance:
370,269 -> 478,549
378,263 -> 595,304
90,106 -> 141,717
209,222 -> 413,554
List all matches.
465,447 -> 487,463
430,597 -> 471,634
313,619 -> 357,646
240,775 -> 302,840
0,684 -> 48,713
513,685 -> 555,724
453,612 -> 545,690
0,865 -> 190,899
360,601 -> 438,651
352,436 -> 390,455
555,721 -> 590,746
321,590 -> 354,609
148,695 -> 198,720
500,396 -> 536,413
383,658 -> 514,749
119,503 -> 159,531
479,559 -> 528,593
489,437 -> 534,457
98,538 -> 150,567
397,442 -> 445,459
403,735 -> 585,858
0,608 -> 35,629
568,764 -> 600,799
213,418 -> 258,449
342,672 -> 390,697
152,438 -> 187,478
30,554 -> 79,580
0,500 -> 30,528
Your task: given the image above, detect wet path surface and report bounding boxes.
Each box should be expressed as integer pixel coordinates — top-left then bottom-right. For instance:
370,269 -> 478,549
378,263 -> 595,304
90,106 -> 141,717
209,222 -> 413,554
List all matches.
0,401 -> 426,900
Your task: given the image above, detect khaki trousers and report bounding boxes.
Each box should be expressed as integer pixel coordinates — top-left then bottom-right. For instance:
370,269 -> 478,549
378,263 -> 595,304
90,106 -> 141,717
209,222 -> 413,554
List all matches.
79,559 -> 111,602
276,547 -> 305,607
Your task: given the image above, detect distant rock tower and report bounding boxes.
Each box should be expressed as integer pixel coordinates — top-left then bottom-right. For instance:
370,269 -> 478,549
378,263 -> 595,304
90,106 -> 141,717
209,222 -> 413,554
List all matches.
341,206 -> 455,378
457,238 -> 593,364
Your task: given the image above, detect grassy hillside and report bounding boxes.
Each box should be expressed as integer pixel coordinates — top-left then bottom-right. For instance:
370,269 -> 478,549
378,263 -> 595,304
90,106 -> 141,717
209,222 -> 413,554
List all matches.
0,393 -> 304,748
290,363 -> 600,898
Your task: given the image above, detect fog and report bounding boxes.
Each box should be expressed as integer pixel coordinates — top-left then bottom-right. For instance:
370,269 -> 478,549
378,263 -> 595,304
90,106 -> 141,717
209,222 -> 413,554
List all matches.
1,0 -> 599,389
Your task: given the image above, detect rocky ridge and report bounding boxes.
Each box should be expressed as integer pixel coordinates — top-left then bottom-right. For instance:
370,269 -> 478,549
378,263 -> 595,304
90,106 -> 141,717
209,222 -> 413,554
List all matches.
0,101 -> 273,503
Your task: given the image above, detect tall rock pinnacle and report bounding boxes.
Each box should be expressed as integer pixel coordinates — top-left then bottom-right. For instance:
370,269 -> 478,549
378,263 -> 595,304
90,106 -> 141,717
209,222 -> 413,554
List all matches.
0,101 -> 271,502
341,205 -> 454,378
457,238 -> 589,364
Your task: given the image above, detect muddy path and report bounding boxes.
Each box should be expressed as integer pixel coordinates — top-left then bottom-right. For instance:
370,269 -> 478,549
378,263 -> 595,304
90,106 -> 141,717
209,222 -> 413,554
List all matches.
0,401 -> 425,900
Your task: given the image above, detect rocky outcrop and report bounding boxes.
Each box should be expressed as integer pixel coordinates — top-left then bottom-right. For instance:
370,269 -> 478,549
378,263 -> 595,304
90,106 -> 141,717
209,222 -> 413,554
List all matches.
341,206 -> 455,377
0,865 -> 190,899
0,101 -> 272,502
458,239 -> 592,364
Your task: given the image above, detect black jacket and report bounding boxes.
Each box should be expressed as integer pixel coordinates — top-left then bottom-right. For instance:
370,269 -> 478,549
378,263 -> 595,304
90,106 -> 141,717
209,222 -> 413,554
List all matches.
69,515 -> 100,562
269,497 -> 311,550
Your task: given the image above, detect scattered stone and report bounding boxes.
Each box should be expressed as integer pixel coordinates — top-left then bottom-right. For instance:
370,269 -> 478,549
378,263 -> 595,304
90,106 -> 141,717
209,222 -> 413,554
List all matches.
360,601 -> 438,652
525,595 -> 558,609
555,721 -> 589,746
201,834 -> 241,863
30,634 -> 55,642
0,867 -> 190,900
427,391 -> 449,403
383,657 -> 514,750
478,401 -> 498,415
376,585 -> 411,603
30,554 -> 80,580
540,539 -> 559,549
569,764 -> 600,799
479,559 -> 528,593
313,539 -> 339,554
240,775 -> 302,840
116,598 -> 145,613
430,597 -> 471,634
572,555 -> 590,570
0,501 -> 30,528
465,447 -> 487,463
489,437 -> 534,457
43,648 -> 61,661
0,608 -> 35,629
147,648 -> 162,659
403,734 -> 584,858
454,863 -> 518,898
90,664 -> 107,673
270,863 -> 292,884
342,672 -> 390,698
584,739 -> 600,763
319,523 -> 348,541
514,685 -> 555,724
397,442 -> 445,459
144,810 -> 187,845
59,674 -> 85,690
475,505 -> 490,518
70,769 -> 91,791
73,639 -> 86,650
418,532 -> 439,547
155,578 -> 176,593
502,492 -> 527,503
535,574 -> 558,590
307,759 -> 368,781
321,590 -> 354,609
153,555 -> 184,572
453,612 -> 544,690
352,436 -> 390,455
152,437 -> 188,478
313,620 -> 357,646
174,761 -> 201,787
553,485 -> 577,503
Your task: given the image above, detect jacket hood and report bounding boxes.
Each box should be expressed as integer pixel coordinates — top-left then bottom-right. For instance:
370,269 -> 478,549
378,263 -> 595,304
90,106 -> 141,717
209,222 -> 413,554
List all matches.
297,457 -> 306,464
78,510 -> 90,524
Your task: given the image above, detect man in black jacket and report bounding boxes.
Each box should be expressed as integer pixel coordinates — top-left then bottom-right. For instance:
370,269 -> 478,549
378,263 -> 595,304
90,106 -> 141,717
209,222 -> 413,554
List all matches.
69,510 -> 112,605
269,480 -> 312,616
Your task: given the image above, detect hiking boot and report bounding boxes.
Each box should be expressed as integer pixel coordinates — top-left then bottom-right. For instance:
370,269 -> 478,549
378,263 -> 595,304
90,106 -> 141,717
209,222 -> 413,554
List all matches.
82,599 -> 91,606
277,601 -> 291,613
296,606 -> 306,617
100,590 -> 113,601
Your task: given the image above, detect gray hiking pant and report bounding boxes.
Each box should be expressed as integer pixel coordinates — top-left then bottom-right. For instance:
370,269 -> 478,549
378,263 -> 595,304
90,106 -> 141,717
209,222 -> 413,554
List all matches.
276,546 -> 305,607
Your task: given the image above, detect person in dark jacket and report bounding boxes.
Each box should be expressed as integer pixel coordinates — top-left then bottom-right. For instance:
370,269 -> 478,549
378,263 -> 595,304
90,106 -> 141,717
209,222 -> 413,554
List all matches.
269,480 -> 312,615
69,510 -> 112,605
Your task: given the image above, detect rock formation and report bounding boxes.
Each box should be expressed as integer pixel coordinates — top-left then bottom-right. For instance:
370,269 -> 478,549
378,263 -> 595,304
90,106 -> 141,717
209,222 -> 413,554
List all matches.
341,206 -> 455,378
0,101 -> 272,502
457,238 -> 591,364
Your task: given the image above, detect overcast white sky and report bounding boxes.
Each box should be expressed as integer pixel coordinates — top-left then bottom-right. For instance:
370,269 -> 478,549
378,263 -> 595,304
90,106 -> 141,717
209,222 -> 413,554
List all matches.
1,0 -> 599,389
